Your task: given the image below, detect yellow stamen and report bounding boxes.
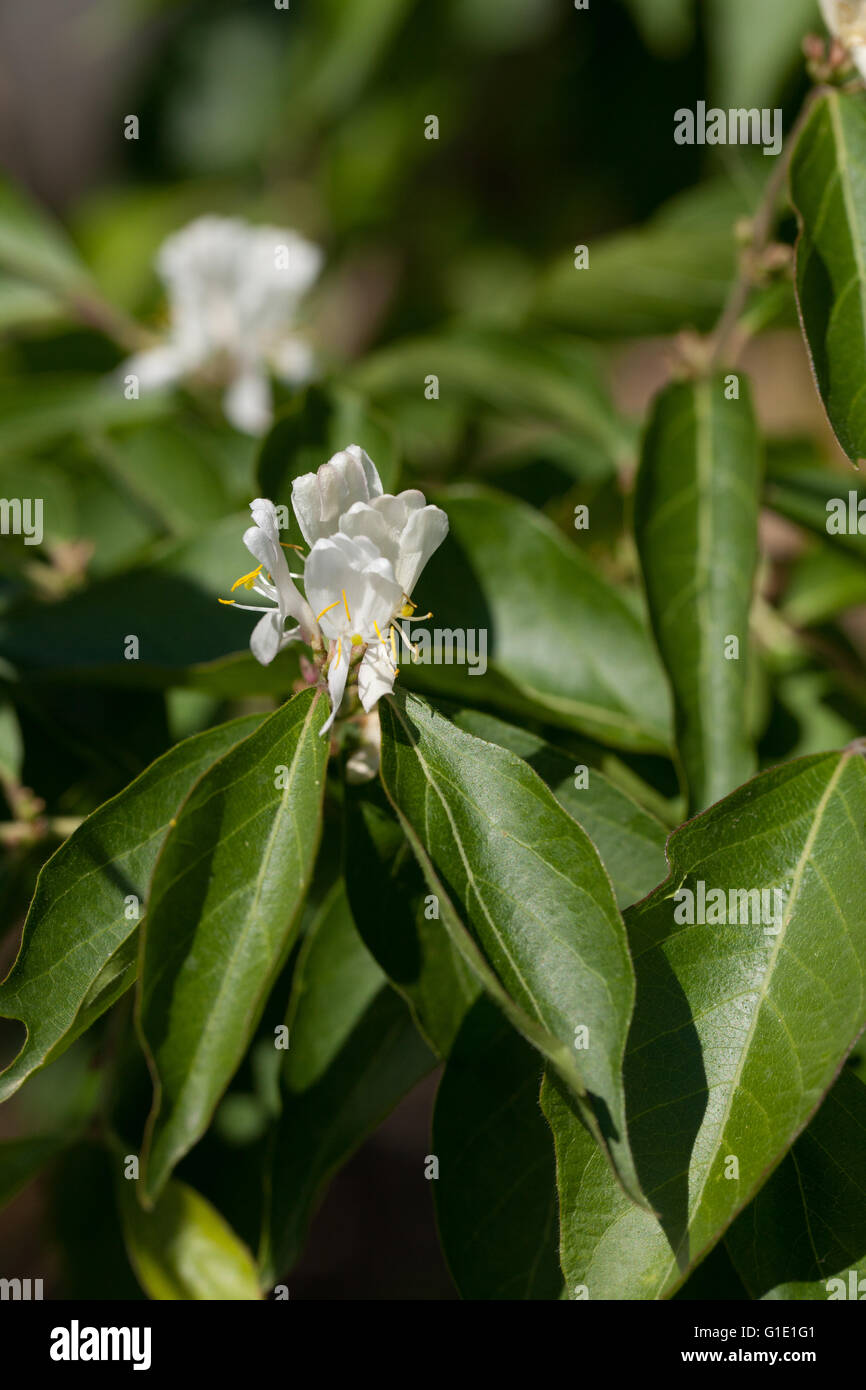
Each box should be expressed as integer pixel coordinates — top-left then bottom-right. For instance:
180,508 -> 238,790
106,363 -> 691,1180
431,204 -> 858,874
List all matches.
342,588 -> 351,622
218,598 -> 236,606
280,542 -> 305,553
316,598 -> 342,622
231,564 -> 264,592
351,634 -> 363,647
373,620 -> 385,644
413,611 -> 433,621
390,626 -> 398,665
399,602 -> 415,618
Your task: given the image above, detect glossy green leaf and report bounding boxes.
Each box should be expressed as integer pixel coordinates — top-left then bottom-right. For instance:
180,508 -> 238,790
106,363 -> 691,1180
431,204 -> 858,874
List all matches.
452,709 -> 668,909
379,688 -> 645,1209
344,782 -> 479,1057
118,1176 -> 261,1300
725,1069 -> 866,1301
543,746 -> 866,1299
636,376 -> 761,812
260,880 -> 435,1284
433,997 -> 564,1300
791,89 -> 866,465
407,484 -> 672,753
0,714 -> 264,1103
138,689 -> 329,1203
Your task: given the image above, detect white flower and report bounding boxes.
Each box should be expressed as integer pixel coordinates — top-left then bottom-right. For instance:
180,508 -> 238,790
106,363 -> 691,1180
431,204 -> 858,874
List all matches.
220,499 -> 316,665
222,446 -> 449,736
292,445 -> 449,593
304,533 -> 405,733
820,0 -> 866,78
125,216 -> 323,435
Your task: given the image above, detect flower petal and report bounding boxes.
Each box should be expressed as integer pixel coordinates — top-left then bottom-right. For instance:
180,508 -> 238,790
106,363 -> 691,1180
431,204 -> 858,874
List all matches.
249,608 -> 285,666
291,445 -> 382,546
358,644 -> 397,713
321,640 -> 350,735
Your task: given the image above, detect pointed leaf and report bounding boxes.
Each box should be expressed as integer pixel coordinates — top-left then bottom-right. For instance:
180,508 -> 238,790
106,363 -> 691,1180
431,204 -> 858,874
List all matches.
0,714 -> 264,1102
138,689 -> 329,1202
543,745 -> 866,1299
636,376 -> 761,812
379,689 -> 646,1209
791,89 -> 866,464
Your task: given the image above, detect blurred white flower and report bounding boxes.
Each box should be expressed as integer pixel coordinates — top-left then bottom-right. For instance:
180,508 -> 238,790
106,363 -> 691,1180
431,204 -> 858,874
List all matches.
125,216 -> 323,434
820,0 -> 866,78
222,446 -> 449,735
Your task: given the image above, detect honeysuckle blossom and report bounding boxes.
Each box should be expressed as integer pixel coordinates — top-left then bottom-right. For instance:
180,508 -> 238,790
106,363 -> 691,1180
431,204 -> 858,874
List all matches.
222,446 -> 448,737
820,1 -> 866,78
125,215 -> 323,435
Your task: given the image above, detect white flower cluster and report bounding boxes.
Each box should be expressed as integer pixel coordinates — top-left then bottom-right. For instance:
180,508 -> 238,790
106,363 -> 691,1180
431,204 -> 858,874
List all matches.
820,0 -> 866,78
126,215 -> 323,435
223,447 -> 449,734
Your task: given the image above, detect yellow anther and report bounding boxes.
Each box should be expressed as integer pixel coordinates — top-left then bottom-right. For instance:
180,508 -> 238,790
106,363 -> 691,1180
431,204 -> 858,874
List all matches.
280,542 -> 305,553
399,602 -> 415,618
373,620 -> 385,644
413,611 -> 433,621
218,598 -> 236,606
390,626 -> 398,665
342,588 -> 351,622
231,564 -> 264,592
316,598 -> 342,622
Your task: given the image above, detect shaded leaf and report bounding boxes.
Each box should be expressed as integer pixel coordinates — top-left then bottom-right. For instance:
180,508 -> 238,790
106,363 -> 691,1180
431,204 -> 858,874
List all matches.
433,996 -> 564,1299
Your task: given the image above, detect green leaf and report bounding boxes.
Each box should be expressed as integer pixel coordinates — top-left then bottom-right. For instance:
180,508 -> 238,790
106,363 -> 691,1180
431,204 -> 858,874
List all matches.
725,1069 -> 866,1300
765,464 -> 866,564
0,176 -> 91,295
349,331 -> 632,469
452,709 -> 668,909
138,689 -> 329,1203
0,714 -> 264,1103
635,377 -> 761,812
790,90 -> 866,465
0,1134 -> 67,1211
543,746 -> 866,1299
433,997 -> 564,1299
408,484 -> 672,753
260,880 -> 435,1283
535,181 -> 756,338
118,1176 -> 261,1300
344,782 -> 479,1057
378,689 -> 646,1209
0,376 -> 170,454
0,698 -> 23,785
